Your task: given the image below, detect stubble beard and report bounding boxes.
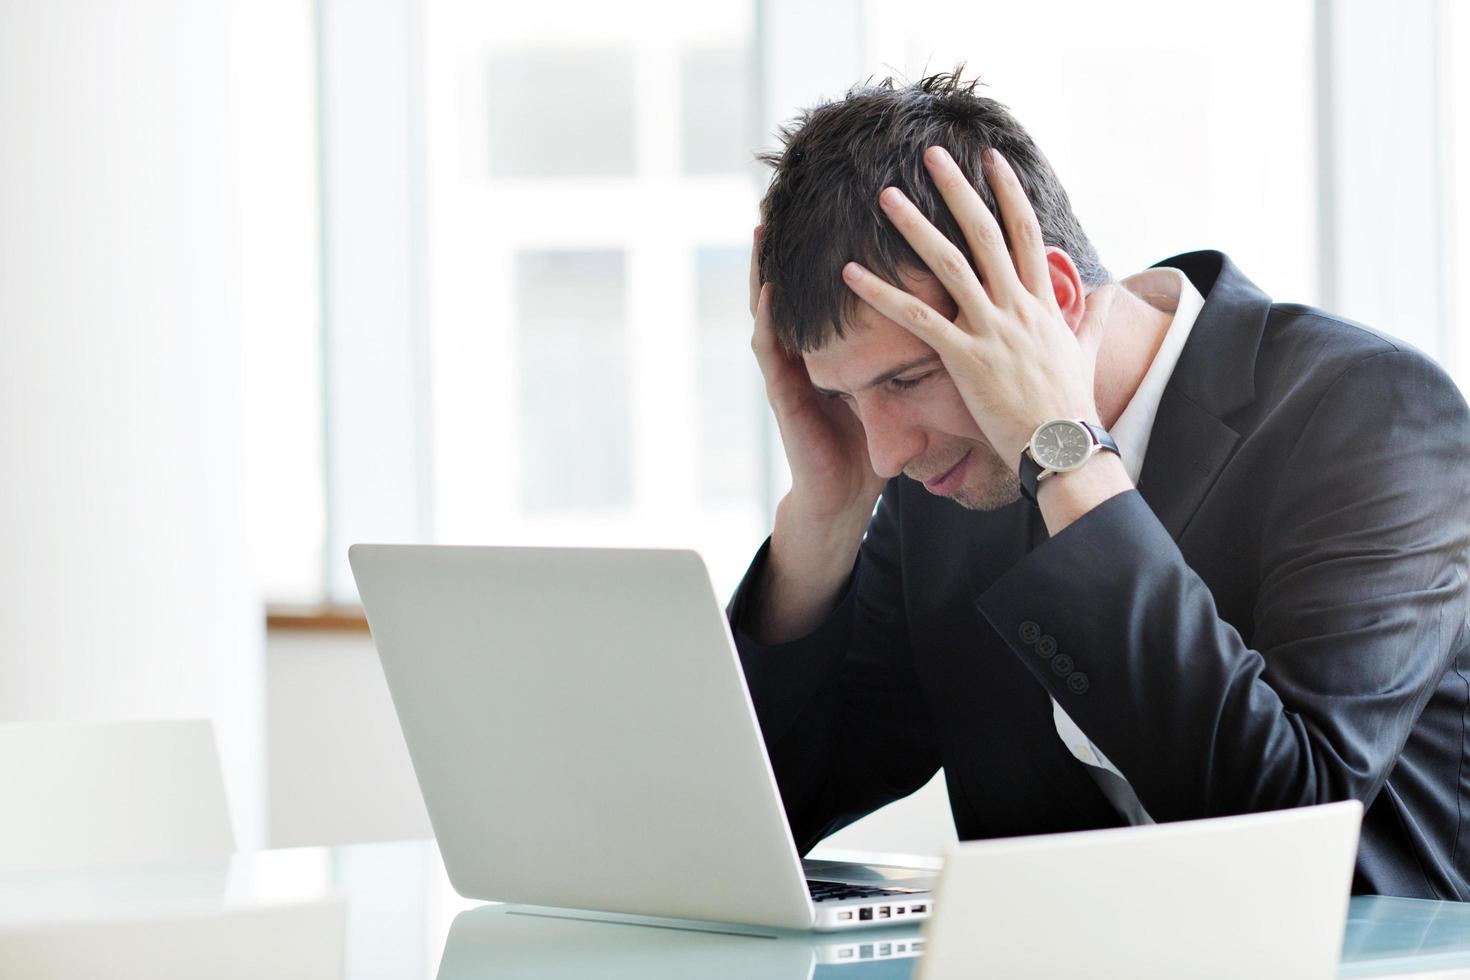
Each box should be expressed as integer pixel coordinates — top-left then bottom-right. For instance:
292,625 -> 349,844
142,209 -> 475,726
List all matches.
947,441 -> 1021,511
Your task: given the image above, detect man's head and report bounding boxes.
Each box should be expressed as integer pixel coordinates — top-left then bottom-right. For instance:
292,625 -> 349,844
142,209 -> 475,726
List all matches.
758,70 -> 1107,351
757,71 -> 1108,509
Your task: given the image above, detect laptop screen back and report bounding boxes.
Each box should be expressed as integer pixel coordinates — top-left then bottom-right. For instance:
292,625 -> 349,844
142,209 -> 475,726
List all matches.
349,544 -> 814,930
917,800 -> 1361,980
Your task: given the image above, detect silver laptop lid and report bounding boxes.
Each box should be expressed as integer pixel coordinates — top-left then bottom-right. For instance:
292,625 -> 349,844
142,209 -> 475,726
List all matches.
917,799 -> 1362,980
349,544 -> 815,930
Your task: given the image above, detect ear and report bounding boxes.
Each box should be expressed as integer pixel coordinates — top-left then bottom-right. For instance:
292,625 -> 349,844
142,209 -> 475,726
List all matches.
1045,247 -> 1086,332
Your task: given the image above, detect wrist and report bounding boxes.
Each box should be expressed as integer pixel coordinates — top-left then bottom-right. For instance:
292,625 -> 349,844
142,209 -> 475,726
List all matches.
772,491 -> 874,576
752,493 -> 873,645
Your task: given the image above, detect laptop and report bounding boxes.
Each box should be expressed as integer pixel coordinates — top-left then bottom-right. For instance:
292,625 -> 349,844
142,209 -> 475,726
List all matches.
349,544 -> 937,932
915,799 -> 1363,980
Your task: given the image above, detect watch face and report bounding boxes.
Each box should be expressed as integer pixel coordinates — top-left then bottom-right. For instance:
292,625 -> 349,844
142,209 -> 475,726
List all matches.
1030,420 -> 1092,471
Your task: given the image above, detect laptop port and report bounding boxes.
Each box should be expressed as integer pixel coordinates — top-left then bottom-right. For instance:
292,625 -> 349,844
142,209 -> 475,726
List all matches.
878,906 -> 891,918
837,910 -> 852,921
859,944 -> 874,958
911,904 -> 927,913
859,907 -> 873,921
878,943 -> 892,956
895,906 -> 906,915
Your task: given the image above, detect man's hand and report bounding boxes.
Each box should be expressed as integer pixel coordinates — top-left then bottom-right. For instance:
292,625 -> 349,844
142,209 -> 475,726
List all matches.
749,227 -> 886,524
746,226 -> 885,644
839,147 -> 1108,466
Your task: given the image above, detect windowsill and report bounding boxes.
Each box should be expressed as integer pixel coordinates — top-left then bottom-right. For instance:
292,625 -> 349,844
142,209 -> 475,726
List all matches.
265,604 -> 369,634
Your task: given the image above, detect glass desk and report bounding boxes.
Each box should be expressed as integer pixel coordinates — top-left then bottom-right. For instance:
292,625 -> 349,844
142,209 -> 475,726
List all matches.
2,840 -> 1466,978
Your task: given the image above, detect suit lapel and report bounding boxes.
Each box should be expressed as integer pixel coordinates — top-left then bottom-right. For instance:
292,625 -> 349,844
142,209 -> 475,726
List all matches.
1135,389 -> 1239,540
1133,251 -> 1273,542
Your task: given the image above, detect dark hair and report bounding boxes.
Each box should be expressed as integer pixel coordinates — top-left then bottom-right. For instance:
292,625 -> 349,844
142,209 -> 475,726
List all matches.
757,70 -> 1109,351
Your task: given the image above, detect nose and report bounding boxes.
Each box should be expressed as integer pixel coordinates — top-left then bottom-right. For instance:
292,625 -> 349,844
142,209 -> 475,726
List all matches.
857,397 -> 926,480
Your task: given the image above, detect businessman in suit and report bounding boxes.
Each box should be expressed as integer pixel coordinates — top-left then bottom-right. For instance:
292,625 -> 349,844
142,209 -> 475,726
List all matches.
729,73 -> 1470,900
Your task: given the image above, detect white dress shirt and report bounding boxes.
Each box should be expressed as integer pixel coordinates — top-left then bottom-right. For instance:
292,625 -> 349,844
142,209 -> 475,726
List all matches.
1048,266 -> 1206,825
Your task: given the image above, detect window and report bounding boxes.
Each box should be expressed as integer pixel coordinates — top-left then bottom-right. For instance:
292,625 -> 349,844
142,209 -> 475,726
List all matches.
515,249 -> 633,512
861,0 -> 1318,303
422,0 -> 765,598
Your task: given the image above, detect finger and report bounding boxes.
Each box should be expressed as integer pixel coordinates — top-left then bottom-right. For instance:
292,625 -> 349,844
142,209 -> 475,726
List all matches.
750,282 -> 779,371
748,224 -> 763,317
876,185 -> 995,322
750,283 -> 795,385
982,149 -> 1051,301
918,146 -> 1023,308
841,261 -> 961,352
751,283 -> 822,415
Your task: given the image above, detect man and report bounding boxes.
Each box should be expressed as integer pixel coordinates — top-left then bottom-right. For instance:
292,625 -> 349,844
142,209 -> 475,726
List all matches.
729,72 -> 1470,900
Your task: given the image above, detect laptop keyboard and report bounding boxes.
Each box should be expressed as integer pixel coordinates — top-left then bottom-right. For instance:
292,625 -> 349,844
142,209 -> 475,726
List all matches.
807,879 -> 919,903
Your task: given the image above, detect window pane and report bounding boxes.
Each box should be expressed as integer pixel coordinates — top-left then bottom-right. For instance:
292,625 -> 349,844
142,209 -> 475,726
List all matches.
681,46 -> 754,175
487,48 -> 636,178
516,250 -> 631,511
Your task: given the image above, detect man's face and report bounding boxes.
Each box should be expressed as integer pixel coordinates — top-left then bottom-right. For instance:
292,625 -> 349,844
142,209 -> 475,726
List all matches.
803,268 -> 1021,510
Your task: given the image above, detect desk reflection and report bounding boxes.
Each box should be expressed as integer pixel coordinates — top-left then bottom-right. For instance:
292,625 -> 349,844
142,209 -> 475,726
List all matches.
1339,897 -> 1470,977
435,904 -> 924,979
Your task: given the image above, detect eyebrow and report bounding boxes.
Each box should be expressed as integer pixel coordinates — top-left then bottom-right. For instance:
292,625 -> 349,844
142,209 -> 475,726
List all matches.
810,354 -> 942,398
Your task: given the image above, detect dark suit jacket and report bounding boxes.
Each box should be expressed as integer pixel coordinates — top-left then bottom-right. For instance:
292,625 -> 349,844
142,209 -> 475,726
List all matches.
729,251 -> 1470,900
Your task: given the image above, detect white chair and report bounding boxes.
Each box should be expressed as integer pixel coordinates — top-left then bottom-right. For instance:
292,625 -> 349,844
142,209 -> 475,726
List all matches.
0,720 -> 347,977
0,718 -> 235,872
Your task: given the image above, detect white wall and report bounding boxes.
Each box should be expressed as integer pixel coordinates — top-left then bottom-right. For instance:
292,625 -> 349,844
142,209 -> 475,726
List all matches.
0,0 -> 263,845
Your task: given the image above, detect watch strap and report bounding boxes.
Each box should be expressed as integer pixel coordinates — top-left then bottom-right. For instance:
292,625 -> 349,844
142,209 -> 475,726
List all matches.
1019,450 -> 1046,503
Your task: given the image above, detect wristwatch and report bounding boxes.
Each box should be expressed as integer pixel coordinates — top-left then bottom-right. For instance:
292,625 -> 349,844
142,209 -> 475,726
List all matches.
1018,418 -> 1120,503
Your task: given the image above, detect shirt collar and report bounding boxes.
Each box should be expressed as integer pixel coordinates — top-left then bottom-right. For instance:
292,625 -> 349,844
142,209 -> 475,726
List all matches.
1108,267 -> 1207,484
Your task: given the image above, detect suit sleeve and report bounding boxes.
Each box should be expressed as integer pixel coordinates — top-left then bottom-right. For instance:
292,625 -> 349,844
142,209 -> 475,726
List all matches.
727,482 -> 943,852
975,349 -> 1470,822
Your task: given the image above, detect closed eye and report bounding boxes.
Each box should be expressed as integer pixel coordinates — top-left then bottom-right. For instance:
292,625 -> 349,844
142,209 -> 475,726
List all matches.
888,372 -> 933,392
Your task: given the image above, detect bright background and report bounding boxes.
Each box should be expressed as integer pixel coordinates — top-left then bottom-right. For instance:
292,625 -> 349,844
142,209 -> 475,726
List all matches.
2,0 -> 1467,870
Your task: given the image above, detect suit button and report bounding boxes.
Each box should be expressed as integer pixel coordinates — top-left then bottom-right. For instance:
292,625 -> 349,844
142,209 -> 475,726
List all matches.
1019,621 -> 1041,645
1036,635 -> 1057,659
1067,672 -> 1090,694
1051,654 -> 1074,676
